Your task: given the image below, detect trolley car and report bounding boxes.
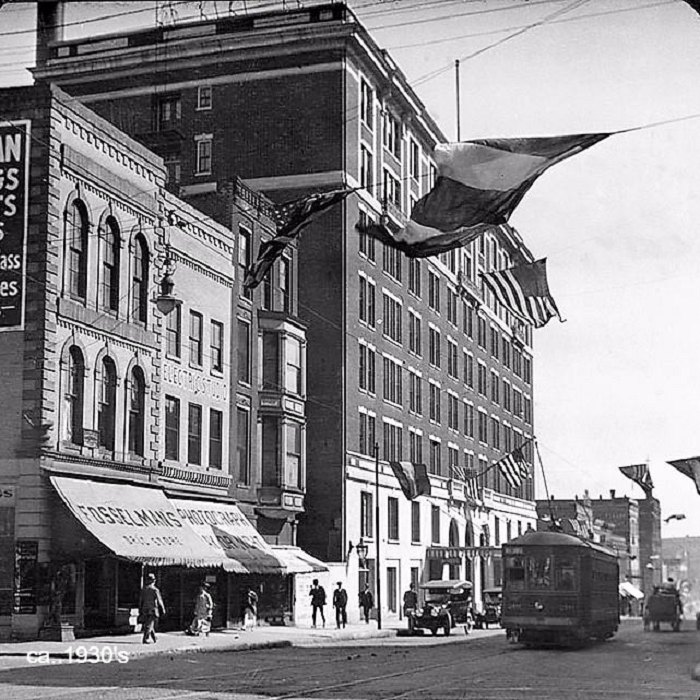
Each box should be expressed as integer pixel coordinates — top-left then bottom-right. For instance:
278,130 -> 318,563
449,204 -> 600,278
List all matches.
502,529 -> 619,646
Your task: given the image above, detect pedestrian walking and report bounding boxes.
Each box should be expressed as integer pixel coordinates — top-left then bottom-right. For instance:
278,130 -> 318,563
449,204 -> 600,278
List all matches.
403,583 -> 418,631
187,582 -> 214,636
139,573 -> 165,644
332,581 -> 348,629
242,587 -> 258,631
309,578 -> 326,628
359,583 -> 374,623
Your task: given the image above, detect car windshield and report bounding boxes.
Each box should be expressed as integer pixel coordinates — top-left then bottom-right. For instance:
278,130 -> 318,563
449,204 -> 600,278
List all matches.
424,589 -> 450,603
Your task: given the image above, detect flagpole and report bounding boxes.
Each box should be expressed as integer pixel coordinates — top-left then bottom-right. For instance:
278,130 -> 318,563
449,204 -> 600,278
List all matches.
480,436 -> 536,478
374,441 -> 382,630
455,59 -> 461,141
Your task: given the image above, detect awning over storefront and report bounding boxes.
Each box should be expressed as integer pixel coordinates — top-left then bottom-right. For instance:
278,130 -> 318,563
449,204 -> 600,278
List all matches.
270,546 -> 328,573
171,498 -> 286,575
619,581 -> 644,600
50,476 -> 228,568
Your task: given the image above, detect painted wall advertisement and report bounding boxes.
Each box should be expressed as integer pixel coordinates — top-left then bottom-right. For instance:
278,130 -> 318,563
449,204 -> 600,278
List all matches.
0,121 -> 30,331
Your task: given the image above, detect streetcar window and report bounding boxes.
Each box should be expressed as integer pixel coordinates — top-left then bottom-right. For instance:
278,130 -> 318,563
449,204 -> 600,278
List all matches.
506,556 -> 526,590
555,559 -> 576,590
527,556 -> 552,589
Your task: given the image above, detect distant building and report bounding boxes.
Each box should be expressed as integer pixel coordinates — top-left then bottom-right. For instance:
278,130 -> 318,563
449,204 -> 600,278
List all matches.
663,536 -> 700,618
33,1 -> 538,621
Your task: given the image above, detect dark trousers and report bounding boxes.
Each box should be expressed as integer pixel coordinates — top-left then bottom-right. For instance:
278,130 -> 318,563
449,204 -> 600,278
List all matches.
361,605 -> 371,623
335,605 -> 347,628
142,613 -> 157,643
312,604 -> 325,626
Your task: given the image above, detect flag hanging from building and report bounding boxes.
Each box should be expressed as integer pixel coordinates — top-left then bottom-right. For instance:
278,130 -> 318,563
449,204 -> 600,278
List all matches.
619,463 -> 654,496
481,258 -> 562,328
498,445 -> 530,489
244,188 -> 356,289
666,457 -> 700,495
449,464 -> 480,503
389,461 -> 432,500
356,133 -> 609,258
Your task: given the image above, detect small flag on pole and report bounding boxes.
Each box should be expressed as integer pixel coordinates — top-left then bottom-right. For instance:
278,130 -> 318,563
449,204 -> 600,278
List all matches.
619,464 -> 654,496
666,457 -> 700,495
244,188 -> 356,289
389,461 -> 432,500
498,445 -> 530,489
356,133 -> 609,258
481,259 -> 562,328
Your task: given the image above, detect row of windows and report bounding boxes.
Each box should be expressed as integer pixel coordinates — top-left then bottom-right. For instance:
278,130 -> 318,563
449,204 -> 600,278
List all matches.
357,270 -> 532,385
164,396 -> 223,469
66,199 -> 150,324
358,342 -> 532,426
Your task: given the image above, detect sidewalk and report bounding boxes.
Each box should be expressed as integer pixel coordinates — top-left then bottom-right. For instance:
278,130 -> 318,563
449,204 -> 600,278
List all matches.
0,622 -> 398,666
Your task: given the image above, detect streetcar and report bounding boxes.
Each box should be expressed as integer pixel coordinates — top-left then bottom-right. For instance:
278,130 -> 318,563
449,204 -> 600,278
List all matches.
502,529 -> 619,646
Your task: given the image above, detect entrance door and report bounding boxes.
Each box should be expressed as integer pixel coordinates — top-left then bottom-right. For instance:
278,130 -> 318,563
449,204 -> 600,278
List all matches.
387,567 -> 397,613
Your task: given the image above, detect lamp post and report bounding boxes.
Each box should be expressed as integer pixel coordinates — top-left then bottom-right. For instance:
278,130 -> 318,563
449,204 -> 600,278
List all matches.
374,441 -> 382,630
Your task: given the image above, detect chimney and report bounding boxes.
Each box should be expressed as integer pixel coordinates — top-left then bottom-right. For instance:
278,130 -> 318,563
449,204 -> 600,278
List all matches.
609,489 -> 616,499
36,2 -> 65,67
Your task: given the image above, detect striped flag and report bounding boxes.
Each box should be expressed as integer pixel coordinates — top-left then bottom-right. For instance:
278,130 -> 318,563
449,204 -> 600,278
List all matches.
389,461 -> 432,500
619,464 -> 653,496
498,446 -> 530,489
667,457 -> 700,495
449,464 -> 481,504
356,133 -> 609,258
244,188 -> 356,289
481,258 -> 562,328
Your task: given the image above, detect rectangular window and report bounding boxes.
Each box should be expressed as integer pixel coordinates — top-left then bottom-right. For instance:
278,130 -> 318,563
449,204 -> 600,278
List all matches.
382,421 -> 403,461
360,145 -> 373,191
478,363 -> 487,396
429,440 -> 441,477
447,339 -> 458,379
187,403 -> 202,465
463,402 -> 474,438
286,422 -> 302,489
524,396 -> 532,425
382,356 -> 402,406
238,226 -> 252,300
236,407 -> 250,484
411,502 -> 421,543
197,85 -> 213,110
383,169 -> 402,209
502,337 -> 511,369
409,140 -> 420,180
491,370 -> 500,404
280,257 -> 292,312
409,429 -> 423,463
285,336 -> 303,395
237,319 -> 251,384
165,395 -> 180,460
359,276 -> 376,327
359,411 -> 376,455
408,258 -> 421,297
408,312 -> 422,356
382,243 -> 402,281
361,491 -> 374,538
166,304 -> 181,358
408,370 -> 422,415
491,417 -> 501,450
164,154 -> 181,186
209,409 -> 223,469
490,327 -> 500,359
388,497 -> 399,540
478,410 -> 488,443
360,79 -> 374,129
359,343 -> 376,394
464,303 -> 474,339
210,320 -> 223,373
448,394 -> 459,431
195,136 -> 212,175
464,352 -> 474,388
189,311 -> 203,366
262,331 -> 279,391
261,417 -> 280,487
359,211 -> 376,261
431,504 -> 440,543
383,112 -> 401,159
447,288 -> 458,326
524,356 -> 532,385
158,95 -> 181,128
428,327 -> 441,367
503,380 -> 512,412
429,383 -> 441,424
428,271 -> 440,312
382,294 -> 402,343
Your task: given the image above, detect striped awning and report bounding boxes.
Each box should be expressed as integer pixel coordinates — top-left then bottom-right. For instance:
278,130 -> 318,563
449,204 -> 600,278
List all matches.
270,546 -> 328,573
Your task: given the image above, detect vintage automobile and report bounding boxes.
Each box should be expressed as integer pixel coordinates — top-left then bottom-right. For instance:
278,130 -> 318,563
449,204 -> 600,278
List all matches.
474,586 -> 502,629
411,580 -> 473,636
643,585 -> 682,632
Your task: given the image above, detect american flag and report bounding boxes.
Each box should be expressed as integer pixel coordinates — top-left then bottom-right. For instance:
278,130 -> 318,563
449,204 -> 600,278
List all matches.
481,258 -> 562,329
450,464 -> 481,503
498,445 -> 530,489
619,464 -> 653,495
243,188 -> 356,289
667,457 -> 700,495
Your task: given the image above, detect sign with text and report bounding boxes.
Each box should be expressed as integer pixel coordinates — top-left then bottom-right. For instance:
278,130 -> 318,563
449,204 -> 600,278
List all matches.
0,122 -> 29,331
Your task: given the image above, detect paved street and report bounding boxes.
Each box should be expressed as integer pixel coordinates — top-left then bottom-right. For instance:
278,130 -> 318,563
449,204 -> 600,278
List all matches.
0,621 -> 698,699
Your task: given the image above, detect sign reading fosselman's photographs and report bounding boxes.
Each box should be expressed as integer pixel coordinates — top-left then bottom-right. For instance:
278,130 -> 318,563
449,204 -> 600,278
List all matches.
0,121 -> 29,331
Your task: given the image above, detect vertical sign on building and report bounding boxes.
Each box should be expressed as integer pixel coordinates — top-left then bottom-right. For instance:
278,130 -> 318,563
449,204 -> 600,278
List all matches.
0,121 -> 30,331
0,486 -> 15,615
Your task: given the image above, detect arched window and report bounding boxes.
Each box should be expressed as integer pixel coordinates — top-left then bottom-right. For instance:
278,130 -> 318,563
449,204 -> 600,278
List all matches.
97,357 -> 117,450
67,199 -> 88,299
101,217 -> 120,312
131,234 -> 149,324
63,346 -> 84,445
128,367 -> 145,456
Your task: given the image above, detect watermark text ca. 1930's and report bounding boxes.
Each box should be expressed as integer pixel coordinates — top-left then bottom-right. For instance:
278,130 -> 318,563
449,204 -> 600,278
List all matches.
26,646 -> 129,665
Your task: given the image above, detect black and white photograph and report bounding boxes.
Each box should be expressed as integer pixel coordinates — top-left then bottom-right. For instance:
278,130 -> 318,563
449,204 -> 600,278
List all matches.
0,0 -> 699,697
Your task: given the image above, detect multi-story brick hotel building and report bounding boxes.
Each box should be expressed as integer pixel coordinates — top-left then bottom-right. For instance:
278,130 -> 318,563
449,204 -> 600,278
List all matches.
33,1 -> 538,622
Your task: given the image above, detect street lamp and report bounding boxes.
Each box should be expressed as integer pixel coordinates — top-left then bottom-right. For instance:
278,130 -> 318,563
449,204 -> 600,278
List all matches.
355,539 -> 368,569
155,246 -> 182,315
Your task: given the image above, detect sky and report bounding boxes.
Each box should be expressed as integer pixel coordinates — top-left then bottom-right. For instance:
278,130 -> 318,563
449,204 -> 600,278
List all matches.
1,0 -> 699,540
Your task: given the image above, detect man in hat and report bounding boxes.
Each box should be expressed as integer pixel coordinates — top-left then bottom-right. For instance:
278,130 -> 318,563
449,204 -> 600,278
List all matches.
189,582 -> 214,636
309,578 -> 326,628
332,581 -> 348,629
139,573 -> 166,644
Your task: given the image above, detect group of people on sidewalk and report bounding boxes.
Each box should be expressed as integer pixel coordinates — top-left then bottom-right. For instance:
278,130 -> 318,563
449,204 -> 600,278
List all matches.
309,579 -> 376,627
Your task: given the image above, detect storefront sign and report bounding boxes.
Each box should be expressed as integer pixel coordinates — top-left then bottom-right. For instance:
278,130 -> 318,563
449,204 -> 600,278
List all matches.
0,122 -> 29,331
0,485 -> 15,614
13,540 -> 38,614
162,361 -> 228,403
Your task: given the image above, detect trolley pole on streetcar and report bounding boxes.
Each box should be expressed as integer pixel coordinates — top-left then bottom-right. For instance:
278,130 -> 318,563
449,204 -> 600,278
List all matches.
374,441 -> 382,630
